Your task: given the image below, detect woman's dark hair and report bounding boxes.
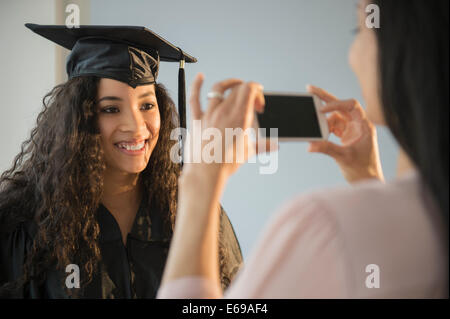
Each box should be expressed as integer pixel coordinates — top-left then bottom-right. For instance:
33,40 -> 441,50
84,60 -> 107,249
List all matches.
0,76 -> 230,296
372,0 -> 449,224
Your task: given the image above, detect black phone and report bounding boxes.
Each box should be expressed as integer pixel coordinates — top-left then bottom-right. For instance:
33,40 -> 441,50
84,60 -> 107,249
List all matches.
255,93 -> 329,141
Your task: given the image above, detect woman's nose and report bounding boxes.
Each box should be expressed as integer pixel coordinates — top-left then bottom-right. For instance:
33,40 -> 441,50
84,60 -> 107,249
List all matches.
120,106 -> 147,134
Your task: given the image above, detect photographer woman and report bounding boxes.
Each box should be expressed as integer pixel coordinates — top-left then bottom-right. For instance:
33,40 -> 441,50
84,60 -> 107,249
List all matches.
158,0 -> 448,298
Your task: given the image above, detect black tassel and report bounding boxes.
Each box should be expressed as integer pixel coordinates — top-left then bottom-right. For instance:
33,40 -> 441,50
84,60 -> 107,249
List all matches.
178,66 -> 186,130
178,50 -> 186,167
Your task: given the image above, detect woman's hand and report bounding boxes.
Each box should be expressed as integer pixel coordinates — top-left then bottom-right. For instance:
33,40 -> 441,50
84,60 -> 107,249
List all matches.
184,73 -> 277,179
307,85 -> 384,183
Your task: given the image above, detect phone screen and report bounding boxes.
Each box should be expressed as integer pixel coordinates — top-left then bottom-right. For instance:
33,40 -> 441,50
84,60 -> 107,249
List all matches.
256,94 -> 322,138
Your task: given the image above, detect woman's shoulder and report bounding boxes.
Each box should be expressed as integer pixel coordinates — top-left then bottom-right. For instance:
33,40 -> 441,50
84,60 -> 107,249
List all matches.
273,170 -> 447,298
0,218 -> 37,287
300,170 -> 443,246
277,170 -> 427,229
0,217 -> 37,248
251,173 -> 425,251
230,170 -> 447,298
292,170 -> 418,208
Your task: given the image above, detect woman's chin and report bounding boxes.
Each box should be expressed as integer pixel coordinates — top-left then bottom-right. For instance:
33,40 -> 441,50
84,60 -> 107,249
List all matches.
113,161 -> 148,174
124,165 -> 147,174
103,151 -> 151,175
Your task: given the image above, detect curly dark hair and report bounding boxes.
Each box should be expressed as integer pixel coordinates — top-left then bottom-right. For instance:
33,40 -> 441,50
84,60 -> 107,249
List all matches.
0,76 -> 230,296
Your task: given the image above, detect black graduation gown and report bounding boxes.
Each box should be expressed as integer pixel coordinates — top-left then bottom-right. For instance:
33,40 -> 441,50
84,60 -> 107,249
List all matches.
0,200 -> 243,298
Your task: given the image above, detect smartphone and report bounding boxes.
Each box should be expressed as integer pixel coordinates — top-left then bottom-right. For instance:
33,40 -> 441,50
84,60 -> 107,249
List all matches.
254,92 -> 329,141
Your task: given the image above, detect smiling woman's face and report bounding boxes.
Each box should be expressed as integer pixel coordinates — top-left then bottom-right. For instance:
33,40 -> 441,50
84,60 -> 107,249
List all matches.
96,78 -> 161,174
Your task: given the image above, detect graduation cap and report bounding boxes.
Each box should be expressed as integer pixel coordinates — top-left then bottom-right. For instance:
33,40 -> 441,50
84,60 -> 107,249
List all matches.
25,23 -> 196,163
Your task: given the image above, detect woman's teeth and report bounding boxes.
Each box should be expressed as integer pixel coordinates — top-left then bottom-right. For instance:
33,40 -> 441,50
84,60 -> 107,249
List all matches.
117,141 -> 145,151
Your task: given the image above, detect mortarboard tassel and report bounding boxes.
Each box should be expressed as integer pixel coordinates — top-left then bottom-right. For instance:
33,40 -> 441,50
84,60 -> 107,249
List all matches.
178,49 -> 186,166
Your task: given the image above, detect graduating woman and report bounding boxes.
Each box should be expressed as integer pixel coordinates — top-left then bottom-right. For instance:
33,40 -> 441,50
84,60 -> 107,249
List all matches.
0,24 -> 243,298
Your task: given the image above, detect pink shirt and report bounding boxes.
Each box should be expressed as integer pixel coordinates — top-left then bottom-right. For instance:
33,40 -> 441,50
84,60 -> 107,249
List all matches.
157,171 -> 448,298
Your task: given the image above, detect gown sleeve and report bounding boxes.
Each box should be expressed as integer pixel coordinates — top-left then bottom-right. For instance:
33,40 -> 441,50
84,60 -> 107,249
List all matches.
0,220 -> 68,299
0,220 -> 36,297
217,205 -> 244,291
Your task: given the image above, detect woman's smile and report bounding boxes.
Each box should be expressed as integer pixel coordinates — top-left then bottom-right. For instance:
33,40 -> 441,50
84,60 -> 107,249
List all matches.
114,139 -> 149,156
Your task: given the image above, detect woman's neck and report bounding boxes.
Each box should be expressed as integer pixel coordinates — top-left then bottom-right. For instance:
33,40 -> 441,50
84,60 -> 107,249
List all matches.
101,167 -> 142,210
101,168 -> 143,245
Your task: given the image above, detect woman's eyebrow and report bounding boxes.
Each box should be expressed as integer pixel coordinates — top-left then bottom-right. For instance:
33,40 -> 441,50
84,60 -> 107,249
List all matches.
97,96 -> 122,103
139,91 -> 156,98
97,91 -> 155,103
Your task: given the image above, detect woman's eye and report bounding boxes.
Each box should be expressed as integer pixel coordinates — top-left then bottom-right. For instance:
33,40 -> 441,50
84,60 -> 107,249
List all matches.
101,106 -> 119,113
141,103 -> 155,111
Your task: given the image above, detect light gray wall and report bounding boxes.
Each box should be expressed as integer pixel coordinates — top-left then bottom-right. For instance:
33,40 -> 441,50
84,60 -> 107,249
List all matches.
1,0 -> 399,259
0,0 -> 55,173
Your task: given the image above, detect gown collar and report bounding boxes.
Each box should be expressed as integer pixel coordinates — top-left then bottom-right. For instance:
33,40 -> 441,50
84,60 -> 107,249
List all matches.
97,195 -> 168,244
